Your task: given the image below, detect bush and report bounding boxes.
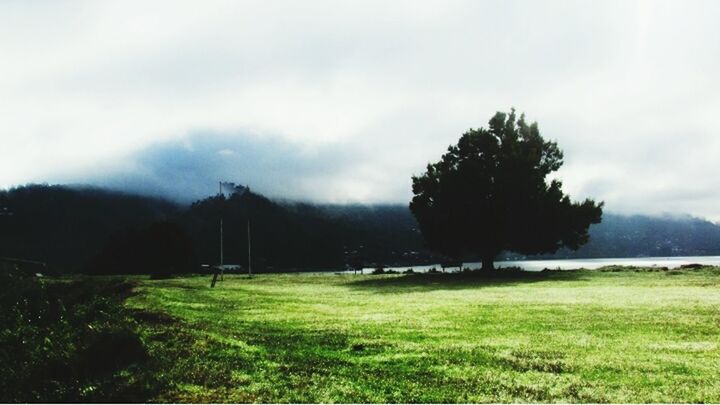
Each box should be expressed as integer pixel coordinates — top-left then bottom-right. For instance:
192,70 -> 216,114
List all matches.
80,328 -> 147,376
0,269 -> 157,402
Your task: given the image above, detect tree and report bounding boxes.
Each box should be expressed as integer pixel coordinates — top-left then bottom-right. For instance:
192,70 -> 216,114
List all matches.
410,109 -> 603,270
91,221 -> 196,276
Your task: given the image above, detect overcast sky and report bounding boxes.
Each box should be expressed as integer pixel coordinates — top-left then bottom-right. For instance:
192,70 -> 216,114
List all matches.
1,0 -> 719,220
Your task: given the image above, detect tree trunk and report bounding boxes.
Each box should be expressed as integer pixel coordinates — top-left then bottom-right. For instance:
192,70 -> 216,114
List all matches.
481,255 -> 495,271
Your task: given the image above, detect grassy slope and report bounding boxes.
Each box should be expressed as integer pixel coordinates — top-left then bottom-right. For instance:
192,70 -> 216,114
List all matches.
128,268 -> 720,403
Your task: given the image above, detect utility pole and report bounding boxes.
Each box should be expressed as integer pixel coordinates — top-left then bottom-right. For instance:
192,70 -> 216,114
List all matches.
220,218 -> 224,281
219,181 -> 225,281
247,219 -> 252,277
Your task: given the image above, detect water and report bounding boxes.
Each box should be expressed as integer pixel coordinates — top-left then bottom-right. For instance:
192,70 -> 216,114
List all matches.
350,256 -> 720,273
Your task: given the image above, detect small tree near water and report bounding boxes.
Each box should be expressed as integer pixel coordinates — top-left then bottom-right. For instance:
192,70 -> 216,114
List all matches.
410,109 -> 603,270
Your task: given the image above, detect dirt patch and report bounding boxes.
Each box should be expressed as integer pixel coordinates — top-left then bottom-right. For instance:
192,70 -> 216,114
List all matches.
131,309 -> 178,325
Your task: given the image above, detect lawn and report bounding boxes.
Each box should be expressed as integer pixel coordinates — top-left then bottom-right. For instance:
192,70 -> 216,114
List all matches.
127,267 -> 720,403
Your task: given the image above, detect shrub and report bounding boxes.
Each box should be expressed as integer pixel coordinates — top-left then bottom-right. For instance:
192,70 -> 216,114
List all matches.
0,269 -> 156,402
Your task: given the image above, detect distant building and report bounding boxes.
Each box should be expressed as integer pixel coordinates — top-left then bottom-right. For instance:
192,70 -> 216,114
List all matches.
219,182 -> 248,198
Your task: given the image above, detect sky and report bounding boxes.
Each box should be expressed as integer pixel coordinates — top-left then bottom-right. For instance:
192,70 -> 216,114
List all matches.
1,0 -> 719,220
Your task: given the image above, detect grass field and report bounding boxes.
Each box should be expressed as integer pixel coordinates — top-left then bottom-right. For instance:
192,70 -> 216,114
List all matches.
127,267 -> 720,403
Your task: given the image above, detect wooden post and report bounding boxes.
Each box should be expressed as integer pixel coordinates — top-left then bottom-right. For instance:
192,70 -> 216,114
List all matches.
211,267 -> 219,288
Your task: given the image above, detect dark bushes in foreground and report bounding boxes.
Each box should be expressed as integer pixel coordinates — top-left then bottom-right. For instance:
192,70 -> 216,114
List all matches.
0,270 -> 158,402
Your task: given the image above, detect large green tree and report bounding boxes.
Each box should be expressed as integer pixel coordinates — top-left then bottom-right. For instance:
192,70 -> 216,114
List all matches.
410,109 -> 603,270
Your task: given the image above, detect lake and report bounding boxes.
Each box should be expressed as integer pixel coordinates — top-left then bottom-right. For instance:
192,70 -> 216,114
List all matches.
353,256 -> 720,273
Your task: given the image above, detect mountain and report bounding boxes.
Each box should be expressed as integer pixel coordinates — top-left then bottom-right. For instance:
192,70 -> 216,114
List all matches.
177,191 -> 345,271
544,213 -> 720,259
0,185 -> 178,272
2,184 -> 720,274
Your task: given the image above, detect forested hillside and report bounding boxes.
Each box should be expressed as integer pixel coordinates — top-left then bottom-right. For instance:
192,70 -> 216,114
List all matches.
2,184 -> 720,274
546,213 -> 720,259
0,185 -> 178,272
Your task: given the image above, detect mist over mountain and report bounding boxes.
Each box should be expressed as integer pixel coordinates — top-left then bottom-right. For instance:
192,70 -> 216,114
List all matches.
58,131 -> 407,205
2,184 -> 720,274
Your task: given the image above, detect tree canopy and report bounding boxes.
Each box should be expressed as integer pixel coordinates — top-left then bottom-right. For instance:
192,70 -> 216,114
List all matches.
410,109 -> 603,270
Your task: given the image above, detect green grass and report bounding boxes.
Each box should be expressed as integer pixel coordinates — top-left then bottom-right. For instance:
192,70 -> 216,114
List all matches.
127,267 -> 720,402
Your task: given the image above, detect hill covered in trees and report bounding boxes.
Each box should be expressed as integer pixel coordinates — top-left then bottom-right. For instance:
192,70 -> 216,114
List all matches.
0,185 -> 179,273
545,213 -> 720,259
1,184 -> 720,274
0,185 -> 433,274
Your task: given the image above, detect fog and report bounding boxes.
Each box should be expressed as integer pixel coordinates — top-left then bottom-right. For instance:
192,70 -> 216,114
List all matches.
2,0 -> 719,220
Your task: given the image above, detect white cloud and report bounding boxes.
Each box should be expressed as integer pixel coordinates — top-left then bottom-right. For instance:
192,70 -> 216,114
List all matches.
1,0 -> 720,220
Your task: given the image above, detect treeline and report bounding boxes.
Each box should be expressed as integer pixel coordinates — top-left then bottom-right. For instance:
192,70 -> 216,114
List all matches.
0,185 -> 179,273
2,184 -> 720,275
0,185 -> 433,274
